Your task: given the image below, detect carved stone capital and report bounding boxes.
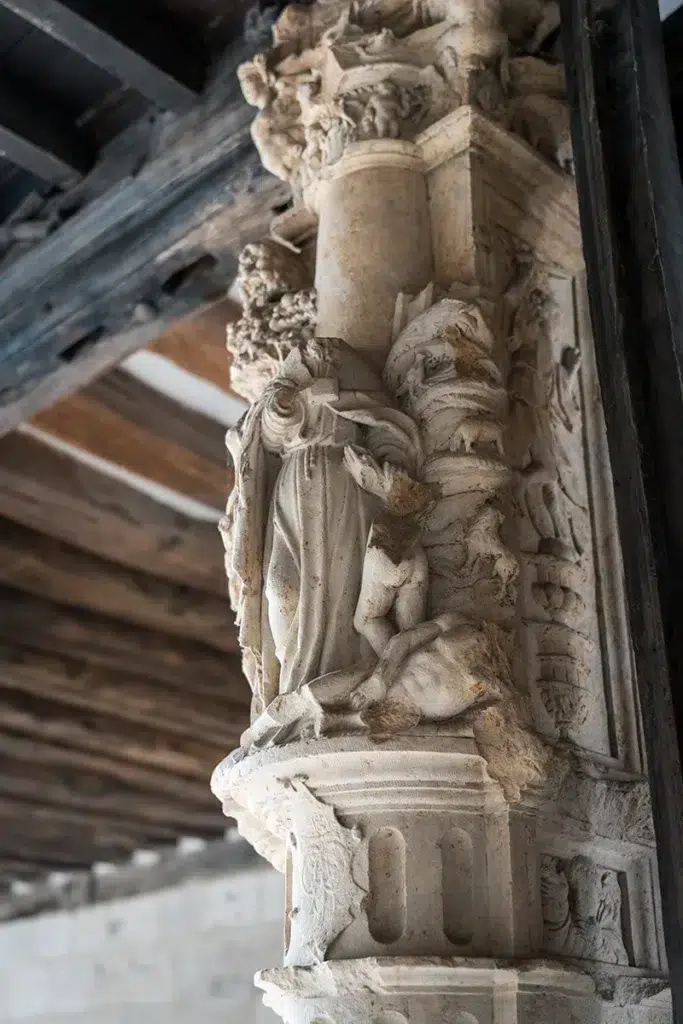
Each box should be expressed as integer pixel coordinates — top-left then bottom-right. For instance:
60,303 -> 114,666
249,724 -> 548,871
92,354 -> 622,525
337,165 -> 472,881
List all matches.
237,0 -> 571,194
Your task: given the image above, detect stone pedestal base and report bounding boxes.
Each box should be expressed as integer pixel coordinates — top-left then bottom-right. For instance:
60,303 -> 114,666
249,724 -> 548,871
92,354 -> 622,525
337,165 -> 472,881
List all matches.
257,958 -> 597,1024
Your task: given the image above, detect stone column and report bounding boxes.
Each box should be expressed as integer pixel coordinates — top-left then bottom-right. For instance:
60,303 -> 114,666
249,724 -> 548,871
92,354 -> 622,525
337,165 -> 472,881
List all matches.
213,4 -> 672,1023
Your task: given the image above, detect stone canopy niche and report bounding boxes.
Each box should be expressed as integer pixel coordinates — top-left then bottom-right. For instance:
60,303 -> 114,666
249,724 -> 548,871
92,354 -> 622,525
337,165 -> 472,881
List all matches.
211,1 -> 672,1021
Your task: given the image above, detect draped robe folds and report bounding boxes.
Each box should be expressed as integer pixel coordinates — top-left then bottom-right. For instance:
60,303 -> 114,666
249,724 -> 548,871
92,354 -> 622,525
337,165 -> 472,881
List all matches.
223,340 -> 421,718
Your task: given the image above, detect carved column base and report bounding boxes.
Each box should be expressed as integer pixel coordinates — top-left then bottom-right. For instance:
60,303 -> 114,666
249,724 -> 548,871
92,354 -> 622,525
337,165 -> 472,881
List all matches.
256,957 -> 597,1024
214,736 -> 540,966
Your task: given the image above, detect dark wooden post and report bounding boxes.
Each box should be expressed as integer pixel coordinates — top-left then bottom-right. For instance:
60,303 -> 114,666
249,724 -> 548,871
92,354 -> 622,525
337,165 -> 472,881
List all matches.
560,0 -> 683,1015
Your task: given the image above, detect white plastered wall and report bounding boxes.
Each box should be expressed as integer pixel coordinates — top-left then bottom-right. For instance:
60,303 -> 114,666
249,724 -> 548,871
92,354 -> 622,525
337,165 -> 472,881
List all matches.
0,860 -> 282,1024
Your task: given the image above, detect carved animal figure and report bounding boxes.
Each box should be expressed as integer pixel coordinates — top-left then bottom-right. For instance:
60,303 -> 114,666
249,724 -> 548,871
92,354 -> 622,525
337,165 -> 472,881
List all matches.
395,351 -> 427,400
462,505 -> 518,594
509,93 -> 573,172
451,414 -> 505,455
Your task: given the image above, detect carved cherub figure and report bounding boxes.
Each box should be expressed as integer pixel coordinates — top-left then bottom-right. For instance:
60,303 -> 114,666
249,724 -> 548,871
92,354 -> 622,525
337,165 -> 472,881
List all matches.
343,445 -> 437,656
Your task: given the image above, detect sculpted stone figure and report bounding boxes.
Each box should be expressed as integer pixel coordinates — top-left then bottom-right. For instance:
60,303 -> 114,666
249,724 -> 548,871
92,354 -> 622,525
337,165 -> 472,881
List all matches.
221,336 -> 421,720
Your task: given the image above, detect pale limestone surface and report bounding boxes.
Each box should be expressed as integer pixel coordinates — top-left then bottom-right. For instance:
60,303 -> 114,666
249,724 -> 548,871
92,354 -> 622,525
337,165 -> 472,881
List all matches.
216,1 -> 672,1021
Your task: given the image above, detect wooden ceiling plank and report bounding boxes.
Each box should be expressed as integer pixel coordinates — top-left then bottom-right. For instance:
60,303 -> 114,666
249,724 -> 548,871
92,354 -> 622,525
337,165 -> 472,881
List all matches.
0,582 -> 241,687
0,518 -> 237,653
82,368 -> 228,465
0,431 -> 225,592
0,690 -> 236,784
0,724 -> 220,808
152,301 -> 240,393
0,644 -> 247,745
0,836 -> 119,871
0,759 -> 225,837
0,797 -> 180,847
0,0 -> 204,111
32,388 -> 229,508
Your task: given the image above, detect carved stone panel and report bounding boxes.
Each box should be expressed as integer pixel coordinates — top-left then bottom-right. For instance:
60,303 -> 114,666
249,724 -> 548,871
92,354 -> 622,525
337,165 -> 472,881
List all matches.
540,853 -> 630,966
506,270 -> 638,767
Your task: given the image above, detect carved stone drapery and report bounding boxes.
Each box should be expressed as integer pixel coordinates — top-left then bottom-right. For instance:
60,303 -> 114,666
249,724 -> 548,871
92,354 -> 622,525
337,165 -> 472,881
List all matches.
212,2 -> 671,1022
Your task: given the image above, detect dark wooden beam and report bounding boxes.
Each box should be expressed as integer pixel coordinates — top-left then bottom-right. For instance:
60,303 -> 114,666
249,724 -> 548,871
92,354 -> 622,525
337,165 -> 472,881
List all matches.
560,0 -> 683,1015
0,30 -> 289,426
0,584 -> 243,691
0,644 -> 247,746
0,516 -> 237,651
0,83 -> 91,186
0,690 -> 237,784
0,0 -> 205,112
0,432 -> 225,592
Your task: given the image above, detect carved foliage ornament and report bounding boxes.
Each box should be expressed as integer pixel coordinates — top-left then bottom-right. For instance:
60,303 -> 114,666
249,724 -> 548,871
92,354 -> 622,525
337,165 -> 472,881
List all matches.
227,240 -> 317,403
237,0 -> 571,190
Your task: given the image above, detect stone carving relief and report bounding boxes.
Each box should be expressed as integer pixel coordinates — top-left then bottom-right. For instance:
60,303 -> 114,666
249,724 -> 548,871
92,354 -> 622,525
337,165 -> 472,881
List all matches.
548,763 -> 655,847
237,0 -> 573,193
226,239 -> 316,402
221,287 -> 549,800
505,267 -> 612,754
540,854 -> 630,966
286,776 -> 367,966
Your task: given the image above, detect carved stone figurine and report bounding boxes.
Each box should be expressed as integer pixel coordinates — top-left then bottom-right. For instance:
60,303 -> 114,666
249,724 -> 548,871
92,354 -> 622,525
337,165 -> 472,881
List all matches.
221,336 -> 421,721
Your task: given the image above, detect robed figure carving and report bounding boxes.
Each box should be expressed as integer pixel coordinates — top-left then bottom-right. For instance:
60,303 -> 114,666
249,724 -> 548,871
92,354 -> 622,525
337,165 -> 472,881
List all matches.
221,337 -> 421,720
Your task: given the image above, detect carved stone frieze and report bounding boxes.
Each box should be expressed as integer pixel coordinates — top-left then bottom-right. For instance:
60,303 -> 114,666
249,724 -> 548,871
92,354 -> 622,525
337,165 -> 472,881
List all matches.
505,267 -> 615,753
547,764 -> 656,847
285,776 -> 367,966
237,0 -> 573,193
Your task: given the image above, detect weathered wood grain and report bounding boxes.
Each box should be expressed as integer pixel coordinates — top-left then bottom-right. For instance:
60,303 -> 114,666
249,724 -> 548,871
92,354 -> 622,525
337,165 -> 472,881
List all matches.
0,645 -> 247,746
0,431 -> 226,591
32,375 -> 230,507
0,519 -> 237,652
0,30 -> 289,429
0,584 -> 242,690
0,690 -> 236,783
